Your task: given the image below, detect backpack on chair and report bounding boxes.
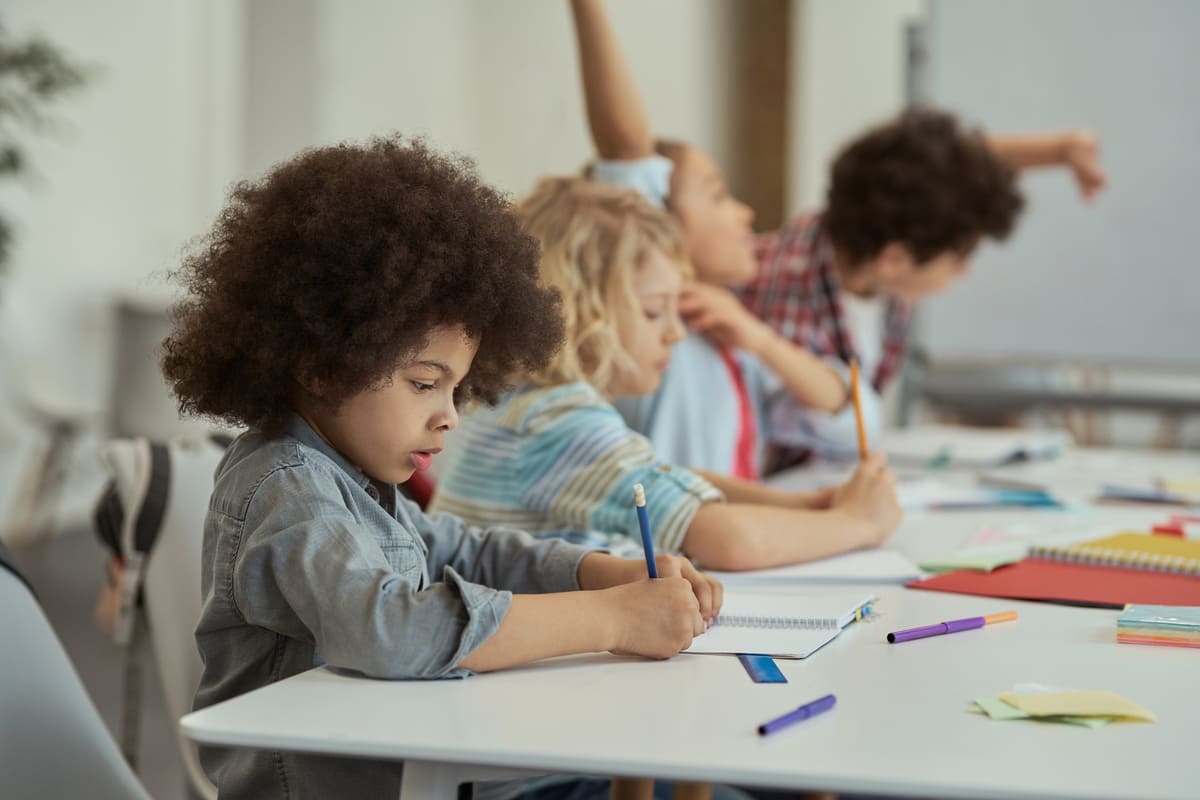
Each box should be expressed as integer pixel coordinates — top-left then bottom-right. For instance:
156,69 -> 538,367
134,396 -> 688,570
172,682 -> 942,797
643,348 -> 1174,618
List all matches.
93,434 -> 230,800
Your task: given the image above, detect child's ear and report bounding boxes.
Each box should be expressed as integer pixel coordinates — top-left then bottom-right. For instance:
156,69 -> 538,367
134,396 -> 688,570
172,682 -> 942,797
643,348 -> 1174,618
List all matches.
876,242 -> 916,279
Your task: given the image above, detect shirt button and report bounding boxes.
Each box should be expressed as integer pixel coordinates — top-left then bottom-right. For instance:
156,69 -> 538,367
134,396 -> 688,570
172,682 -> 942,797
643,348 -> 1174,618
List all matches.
365,483 -> 380,501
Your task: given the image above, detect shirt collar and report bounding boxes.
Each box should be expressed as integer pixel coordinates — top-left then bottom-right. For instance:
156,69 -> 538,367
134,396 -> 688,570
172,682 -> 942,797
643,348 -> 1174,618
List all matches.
281,411 -> 373,490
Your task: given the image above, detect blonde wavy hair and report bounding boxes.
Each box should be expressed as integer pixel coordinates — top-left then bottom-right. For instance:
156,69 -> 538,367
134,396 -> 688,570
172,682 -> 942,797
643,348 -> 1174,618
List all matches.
517,177 -> 691,393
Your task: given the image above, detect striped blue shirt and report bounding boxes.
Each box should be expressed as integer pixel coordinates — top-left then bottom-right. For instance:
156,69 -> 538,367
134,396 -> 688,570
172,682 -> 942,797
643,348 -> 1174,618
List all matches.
431,382 -> 724,558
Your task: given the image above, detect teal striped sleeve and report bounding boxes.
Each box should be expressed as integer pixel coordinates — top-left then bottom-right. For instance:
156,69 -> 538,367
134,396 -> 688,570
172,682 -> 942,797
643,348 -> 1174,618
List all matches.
521,401 -> 723,556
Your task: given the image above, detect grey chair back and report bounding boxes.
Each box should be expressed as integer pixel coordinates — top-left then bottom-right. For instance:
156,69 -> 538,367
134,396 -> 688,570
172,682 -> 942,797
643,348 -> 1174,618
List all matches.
0,546 -> 151,800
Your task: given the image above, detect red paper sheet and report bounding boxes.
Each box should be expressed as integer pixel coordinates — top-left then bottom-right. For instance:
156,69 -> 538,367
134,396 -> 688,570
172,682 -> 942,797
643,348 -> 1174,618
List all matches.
906,558 -> 1200,608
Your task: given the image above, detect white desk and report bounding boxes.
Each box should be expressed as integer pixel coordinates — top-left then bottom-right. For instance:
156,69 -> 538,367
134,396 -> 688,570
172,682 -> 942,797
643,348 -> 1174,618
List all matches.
182,448 -> 1199,799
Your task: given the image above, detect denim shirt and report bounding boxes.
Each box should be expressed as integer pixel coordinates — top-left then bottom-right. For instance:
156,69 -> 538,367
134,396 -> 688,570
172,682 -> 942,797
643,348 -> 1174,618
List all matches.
193,414 -> 595,800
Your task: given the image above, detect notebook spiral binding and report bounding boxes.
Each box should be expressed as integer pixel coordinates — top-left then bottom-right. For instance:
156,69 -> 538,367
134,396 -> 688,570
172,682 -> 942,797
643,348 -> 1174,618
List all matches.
1028,544 -> 1200,577
714,615 -> 838,630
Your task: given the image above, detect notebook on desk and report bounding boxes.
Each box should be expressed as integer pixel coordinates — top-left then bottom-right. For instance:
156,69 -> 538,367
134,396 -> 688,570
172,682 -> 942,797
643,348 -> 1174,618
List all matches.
898,478 -> 1060,511
908,532 -> 1200,608
1098,484 -> 1200,506
684,591 -> 873,658
880,425 -> 1071,468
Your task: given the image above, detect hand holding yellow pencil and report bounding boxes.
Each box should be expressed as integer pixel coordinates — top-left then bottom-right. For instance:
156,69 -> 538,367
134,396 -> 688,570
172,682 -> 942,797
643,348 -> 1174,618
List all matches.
850,357 -> 868,460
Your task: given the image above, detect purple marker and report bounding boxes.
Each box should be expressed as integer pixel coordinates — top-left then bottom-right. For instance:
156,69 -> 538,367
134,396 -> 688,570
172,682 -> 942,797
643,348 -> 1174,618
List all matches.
756,693 -> 836,736
887,610 -> 1018,644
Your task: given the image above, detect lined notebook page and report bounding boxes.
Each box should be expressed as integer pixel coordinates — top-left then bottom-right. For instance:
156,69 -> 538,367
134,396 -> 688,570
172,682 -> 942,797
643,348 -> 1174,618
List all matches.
684,591 -> 872,659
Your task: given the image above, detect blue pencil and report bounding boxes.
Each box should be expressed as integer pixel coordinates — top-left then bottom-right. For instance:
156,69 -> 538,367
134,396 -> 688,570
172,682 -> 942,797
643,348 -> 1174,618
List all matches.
632,483 -> 658,578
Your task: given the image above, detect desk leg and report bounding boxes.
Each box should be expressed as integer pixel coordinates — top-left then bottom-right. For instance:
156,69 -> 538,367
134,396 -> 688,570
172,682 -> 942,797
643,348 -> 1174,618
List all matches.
399,761 -> 542,800
399,760 -> 463,799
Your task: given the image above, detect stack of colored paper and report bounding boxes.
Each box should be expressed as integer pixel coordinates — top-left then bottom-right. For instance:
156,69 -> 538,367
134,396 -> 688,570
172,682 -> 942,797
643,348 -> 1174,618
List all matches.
1117,604 -> 1200,648
970,684 -> 1156,727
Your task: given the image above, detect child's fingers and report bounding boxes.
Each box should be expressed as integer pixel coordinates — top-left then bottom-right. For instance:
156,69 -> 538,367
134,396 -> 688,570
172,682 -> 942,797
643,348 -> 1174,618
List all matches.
683,310 -> 714,331
689,572 -> 715,621
654,554 -> 683,578
678,292 -> 715,315
864,452 -> 887,469
707,574 -> 724,618
675,558 -> 716,619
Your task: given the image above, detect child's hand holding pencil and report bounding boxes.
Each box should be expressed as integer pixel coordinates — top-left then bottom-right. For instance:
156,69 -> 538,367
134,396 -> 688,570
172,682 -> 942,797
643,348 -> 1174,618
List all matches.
831,453 -> 902,546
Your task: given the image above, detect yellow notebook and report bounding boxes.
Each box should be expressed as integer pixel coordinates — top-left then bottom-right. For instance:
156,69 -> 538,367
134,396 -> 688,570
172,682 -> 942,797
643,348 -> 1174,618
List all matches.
1028,532 -> 1200,577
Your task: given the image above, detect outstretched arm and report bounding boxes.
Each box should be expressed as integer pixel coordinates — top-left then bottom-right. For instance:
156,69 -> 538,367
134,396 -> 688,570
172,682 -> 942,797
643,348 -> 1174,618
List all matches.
683,456 -> 902,571
570,0 -> 654,159
986,129 -> 1107,201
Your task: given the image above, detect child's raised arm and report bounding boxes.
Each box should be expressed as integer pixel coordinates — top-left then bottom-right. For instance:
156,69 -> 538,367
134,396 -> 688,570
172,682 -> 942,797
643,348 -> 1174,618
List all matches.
570,0 -> 654,160
986,129 -> 1107,201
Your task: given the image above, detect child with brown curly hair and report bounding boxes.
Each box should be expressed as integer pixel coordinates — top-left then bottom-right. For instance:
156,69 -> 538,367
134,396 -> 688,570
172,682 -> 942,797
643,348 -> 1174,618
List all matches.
162,136 -> 723,800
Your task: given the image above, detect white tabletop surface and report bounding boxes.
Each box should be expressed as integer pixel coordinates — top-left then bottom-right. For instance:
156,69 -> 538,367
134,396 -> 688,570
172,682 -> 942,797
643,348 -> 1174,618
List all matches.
182,447 -> 1200,799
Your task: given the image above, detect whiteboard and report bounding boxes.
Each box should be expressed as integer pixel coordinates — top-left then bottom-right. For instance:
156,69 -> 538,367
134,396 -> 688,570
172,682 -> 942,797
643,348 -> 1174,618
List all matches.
918,0 -> 1200,366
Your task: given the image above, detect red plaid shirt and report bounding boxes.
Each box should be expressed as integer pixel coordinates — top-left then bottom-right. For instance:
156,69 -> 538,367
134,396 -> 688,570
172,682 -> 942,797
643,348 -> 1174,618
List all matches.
738,213 -> 912,394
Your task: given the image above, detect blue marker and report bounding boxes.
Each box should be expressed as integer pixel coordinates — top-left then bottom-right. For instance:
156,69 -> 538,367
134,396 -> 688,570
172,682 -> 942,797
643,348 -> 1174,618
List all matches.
757,693 -> 837,736
632,483 -> 658,578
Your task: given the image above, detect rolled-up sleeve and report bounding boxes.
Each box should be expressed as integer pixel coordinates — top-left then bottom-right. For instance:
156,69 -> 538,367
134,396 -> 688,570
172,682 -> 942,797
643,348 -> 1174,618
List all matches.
409,501 -> 595,595
233,466 -> 510,680
591,155 -> 674,209
522,408 -> 724,556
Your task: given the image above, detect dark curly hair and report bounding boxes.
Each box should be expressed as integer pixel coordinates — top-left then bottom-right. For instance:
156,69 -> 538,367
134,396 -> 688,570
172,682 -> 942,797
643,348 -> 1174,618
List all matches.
162,135 -> 564,433
825,107 -> 1025,267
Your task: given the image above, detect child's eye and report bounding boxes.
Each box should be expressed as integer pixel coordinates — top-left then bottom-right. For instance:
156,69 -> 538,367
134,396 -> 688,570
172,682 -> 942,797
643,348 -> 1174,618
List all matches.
411,381 -> 436,393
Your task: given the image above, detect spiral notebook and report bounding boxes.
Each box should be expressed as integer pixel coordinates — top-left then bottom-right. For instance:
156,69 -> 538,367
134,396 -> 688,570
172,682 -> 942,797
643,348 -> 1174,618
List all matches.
908,532 -> 1200,608
684,591 -> 873,659
1028,532 -> 1200,575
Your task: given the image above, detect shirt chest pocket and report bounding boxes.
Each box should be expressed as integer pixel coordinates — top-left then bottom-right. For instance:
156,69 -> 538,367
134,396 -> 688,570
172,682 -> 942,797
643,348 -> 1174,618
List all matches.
377,535 -> 425,587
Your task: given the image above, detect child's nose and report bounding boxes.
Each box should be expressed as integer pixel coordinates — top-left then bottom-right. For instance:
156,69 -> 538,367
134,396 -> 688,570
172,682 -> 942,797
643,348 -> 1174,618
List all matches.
433,398 -> 459,431
665,313 -> 687,345
739,200 -> 755,228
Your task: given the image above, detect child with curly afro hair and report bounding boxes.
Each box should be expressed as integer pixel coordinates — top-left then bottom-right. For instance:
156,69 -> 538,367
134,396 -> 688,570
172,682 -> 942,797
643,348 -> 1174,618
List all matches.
164,136 -> 723,800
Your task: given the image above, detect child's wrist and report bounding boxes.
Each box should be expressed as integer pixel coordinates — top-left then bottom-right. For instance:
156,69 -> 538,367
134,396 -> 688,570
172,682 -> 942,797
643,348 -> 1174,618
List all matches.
834,508 -> 875,546
596,587 -> 628,651
748,322 -> 777,358
576,552 -> 614,590
577,552 -> 641,591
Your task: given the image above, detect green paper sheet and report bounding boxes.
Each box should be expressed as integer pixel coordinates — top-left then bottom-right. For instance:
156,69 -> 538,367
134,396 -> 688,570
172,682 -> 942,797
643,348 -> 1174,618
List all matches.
971,696 -> 1114,728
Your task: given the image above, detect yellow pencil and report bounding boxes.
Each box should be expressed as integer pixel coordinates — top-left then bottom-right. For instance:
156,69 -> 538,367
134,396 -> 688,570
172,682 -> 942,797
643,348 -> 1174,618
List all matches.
850,358 -> 868,460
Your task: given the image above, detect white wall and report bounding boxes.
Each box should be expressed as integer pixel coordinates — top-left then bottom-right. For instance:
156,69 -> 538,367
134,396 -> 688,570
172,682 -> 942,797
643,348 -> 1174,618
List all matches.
1,0 -> 738,428
0,0 -> 243,424
787,0 -> 926,214
275,0 -> 737,198
921,0 -> 1200,366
